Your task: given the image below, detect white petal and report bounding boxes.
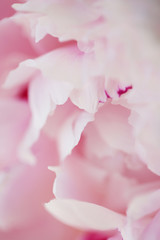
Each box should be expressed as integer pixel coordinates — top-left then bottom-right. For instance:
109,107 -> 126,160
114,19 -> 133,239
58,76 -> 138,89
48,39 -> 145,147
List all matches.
45,198 -> 125,231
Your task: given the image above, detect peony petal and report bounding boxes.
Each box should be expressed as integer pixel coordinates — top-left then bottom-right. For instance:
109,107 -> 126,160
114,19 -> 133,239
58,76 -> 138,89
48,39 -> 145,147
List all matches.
91,103 -> 135,154
0,132 -> 58,230
0,99 -> 30,166
0,210 -> 79,240
3,59 -> 37,89
44,100 -> 94,160
45,198 -> 125,231
52,156 -> 107,204
58,111 -> 94,160
127,189 -> 160,220
140,211 -> 160,240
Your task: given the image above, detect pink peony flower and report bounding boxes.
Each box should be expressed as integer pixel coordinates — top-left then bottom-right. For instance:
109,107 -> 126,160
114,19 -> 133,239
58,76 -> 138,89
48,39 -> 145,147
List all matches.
1,0 -> 160,239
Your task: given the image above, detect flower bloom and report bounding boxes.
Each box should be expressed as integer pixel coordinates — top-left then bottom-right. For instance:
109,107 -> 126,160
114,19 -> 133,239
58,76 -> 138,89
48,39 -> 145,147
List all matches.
1,1 -> 160,240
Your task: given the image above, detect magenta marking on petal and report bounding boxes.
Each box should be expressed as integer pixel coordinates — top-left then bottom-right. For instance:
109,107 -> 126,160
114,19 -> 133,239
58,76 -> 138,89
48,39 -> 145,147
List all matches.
81,232 -> 108,240
104,90 -> 111,99
18,87 -> 28,101
117,85 -> 132,97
